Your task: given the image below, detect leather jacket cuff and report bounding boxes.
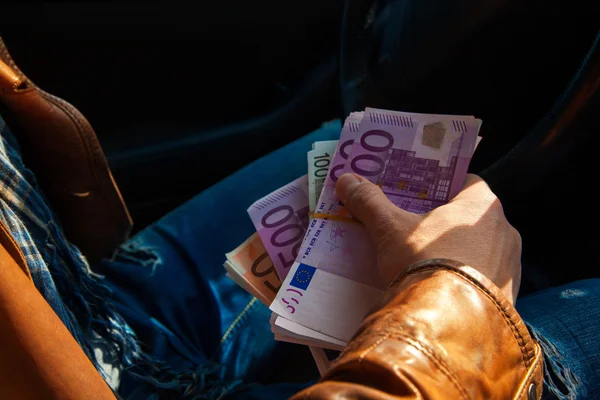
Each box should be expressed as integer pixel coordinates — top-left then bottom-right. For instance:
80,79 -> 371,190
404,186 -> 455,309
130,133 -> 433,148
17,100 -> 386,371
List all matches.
295,259 -> 544,399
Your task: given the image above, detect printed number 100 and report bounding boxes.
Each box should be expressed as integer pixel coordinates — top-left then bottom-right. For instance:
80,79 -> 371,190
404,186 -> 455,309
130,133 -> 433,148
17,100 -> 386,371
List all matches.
313,153 -> 330,178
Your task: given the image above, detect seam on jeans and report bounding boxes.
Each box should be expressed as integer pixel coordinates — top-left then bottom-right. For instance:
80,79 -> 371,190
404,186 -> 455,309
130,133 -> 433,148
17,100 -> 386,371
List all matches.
220,297 -> 257,344
359,331 -> 470,400
407,265 -> 532,367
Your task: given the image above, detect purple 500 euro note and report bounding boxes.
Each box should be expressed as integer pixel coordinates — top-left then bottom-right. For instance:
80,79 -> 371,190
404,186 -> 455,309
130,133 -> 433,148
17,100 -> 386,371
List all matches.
326,112 -> 364,185
270,109 -> 481,342
345,108 -> 481,213
248,175 -> 310,281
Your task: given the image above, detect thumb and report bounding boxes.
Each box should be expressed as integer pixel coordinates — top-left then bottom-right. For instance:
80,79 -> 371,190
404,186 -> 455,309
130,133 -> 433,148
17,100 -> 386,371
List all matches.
336,173 -> 404,240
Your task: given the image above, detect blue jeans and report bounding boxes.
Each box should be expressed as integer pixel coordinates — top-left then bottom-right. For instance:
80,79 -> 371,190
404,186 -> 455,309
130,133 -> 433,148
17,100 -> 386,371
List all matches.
97,120 -> 599,399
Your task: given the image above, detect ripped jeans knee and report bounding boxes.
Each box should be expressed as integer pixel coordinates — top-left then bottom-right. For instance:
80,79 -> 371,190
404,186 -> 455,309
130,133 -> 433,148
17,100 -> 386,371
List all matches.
527,324 -> 581,400
113,236 -> 162,275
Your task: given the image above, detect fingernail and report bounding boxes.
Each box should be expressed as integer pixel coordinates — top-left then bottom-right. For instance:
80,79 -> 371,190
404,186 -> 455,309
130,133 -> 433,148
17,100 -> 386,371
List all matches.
336,173 -> 362,203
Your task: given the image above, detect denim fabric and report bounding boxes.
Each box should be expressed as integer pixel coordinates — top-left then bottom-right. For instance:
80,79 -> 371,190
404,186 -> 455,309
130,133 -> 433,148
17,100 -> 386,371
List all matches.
95,120 -> 342,399
518,280 -> 600,400
95,118 -> 600,399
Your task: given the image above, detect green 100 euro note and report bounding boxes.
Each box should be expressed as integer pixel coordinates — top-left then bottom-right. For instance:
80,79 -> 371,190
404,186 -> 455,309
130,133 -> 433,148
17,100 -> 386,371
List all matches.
308,140 -> 338,215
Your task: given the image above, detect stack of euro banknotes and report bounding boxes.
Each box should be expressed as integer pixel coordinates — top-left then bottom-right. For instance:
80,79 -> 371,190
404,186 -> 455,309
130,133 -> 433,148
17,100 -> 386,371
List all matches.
223,108 -> 482,374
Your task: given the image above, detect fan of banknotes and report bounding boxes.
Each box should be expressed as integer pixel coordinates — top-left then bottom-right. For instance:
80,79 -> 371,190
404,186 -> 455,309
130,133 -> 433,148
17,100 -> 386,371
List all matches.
224,108 -> 482,375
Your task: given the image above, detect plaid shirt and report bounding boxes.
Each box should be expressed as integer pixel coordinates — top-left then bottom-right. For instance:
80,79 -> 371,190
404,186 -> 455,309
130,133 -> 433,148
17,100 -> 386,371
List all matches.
0,116 -> 131,387
0,118 -> 83,328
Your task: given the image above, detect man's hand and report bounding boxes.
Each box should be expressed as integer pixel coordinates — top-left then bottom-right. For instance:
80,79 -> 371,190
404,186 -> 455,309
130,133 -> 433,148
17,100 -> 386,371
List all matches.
336,173 -> 521,304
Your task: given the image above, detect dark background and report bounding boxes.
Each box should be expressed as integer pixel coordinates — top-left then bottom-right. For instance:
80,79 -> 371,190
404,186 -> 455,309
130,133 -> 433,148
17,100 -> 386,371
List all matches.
0,1 -> 345,230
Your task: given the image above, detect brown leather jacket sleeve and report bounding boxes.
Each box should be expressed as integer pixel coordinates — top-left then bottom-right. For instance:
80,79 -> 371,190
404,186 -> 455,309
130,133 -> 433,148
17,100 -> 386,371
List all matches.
0,223 -> 116,400
292,260 -> 544,400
